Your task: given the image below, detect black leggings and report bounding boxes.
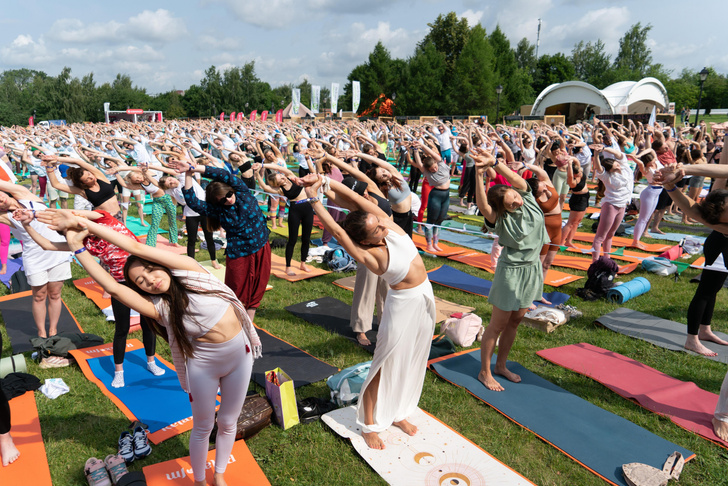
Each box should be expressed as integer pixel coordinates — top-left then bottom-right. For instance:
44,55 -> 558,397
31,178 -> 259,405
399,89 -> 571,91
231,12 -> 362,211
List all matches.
111,296 -> 157,365
458,165 -> 476,203
687,231 -> 728,335
286,202 -> 314,267
0,333 -> 9,435
409,166 -> 422,193
186,215 -> 217,261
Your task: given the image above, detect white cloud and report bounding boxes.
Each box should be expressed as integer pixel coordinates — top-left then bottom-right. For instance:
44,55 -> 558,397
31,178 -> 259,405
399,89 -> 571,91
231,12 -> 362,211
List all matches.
546,7 -> 629,54
460,9 -> 483,27
1,34 -> 53,64
198,35 -> 244,51
128,9 -> 188,42
49,19 -> 123,43
48,10 -> 186,45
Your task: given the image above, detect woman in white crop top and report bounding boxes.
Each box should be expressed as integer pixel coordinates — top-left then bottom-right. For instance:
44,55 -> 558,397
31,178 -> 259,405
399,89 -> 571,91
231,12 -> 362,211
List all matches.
60,215 -> 260,486
302,173 -> 436,451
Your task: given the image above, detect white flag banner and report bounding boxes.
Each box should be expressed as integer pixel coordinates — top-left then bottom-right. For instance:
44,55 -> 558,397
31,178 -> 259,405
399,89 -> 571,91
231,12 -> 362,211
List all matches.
292,88 -> 301,116
311,85 -> 320,114
331,83 -> 339,114
352,81 -> 360,113
648,105 -> 657,127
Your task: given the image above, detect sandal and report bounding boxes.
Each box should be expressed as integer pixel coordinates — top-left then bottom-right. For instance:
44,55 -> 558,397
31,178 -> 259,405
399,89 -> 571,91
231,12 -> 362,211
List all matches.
85,457 -> 112,486
104,454 -> 129,485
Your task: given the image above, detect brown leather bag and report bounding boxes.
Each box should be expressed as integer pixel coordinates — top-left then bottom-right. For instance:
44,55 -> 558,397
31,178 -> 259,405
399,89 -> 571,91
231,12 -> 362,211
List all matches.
210,393 -> 273,445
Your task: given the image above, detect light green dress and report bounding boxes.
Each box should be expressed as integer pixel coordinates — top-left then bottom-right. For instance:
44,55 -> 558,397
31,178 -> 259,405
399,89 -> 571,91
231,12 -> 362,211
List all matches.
488,187 -> 549,311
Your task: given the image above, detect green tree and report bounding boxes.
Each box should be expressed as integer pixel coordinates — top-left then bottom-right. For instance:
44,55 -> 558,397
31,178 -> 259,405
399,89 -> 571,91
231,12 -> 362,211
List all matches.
514,37 -> 537,74
181,85 -> 206,117
398,42 -> 447,116
419,12 -> 470,75
342,42 -> 400,114
571,40 -> 612,88
450,24 -> 496,115
533,53 -> 575,94
489,26 -> 534,119
613,22 -> 653,80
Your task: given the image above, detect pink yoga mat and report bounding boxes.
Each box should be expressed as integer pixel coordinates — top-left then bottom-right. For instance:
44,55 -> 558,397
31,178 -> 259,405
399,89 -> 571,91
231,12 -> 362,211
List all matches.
537,342 -> 728,449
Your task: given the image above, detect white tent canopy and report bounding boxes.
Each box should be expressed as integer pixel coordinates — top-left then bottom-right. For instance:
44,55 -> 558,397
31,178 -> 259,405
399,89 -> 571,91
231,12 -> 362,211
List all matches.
530,77 -> 669,119
282,102 -> 314,118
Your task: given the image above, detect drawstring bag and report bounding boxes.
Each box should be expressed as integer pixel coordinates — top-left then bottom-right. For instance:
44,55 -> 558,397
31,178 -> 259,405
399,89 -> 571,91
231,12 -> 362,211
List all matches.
326,361 -> 371,407
440,313 -> 484,347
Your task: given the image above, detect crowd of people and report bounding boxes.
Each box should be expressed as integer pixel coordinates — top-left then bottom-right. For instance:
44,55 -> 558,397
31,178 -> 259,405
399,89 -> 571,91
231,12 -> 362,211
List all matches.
1,113 -> 728,481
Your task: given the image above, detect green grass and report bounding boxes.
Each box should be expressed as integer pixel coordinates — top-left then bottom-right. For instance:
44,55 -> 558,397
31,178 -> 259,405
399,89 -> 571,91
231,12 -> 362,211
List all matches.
2,198 -> 728,486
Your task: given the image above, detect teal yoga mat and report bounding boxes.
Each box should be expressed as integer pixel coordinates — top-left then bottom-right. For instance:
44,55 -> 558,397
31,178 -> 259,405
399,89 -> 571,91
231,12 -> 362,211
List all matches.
428,349 -> 694,486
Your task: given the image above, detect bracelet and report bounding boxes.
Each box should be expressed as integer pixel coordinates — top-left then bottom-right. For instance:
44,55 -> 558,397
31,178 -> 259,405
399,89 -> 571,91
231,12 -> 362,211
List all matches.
295,197 -> 318,205
666,186 -> 677,192
74,247 -> 87,255
493,159 -> 499,168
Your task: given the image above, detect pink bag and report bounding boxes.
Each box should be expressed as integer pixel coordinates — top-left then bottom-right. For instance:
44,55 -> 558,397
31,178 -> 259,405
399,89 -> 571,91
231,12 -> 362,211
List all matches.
441,313 -> 484,347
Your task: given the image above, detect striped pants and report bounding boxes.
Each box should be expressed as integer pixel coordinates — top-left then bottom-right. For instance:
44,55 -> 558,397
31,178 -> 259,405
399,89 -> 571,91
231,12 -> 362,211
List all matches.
146,194 -> 178,247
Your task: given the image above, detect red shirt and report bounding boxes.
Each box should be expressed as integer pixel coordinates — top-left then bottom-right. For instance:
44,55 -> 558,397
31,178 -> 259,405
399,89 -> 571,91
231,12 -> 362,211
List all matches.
83,211 -> 138,282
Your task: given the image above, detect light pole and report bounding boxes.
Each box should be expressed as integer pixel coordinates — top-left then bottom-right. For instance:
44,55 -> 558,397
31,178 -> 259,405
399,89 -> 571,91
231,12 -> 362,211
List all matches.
694,67 -> 709,126
495,85 -> 503,124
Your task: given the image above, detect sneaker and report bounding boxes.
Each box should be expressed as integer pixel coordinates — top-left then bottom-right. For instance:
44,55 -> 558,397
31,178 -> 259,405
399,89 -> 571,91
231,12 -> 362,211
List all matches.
103,454 -> 128,485
132,425 -> 151,460
117,431 -> 134,463
85,457 -> 112,486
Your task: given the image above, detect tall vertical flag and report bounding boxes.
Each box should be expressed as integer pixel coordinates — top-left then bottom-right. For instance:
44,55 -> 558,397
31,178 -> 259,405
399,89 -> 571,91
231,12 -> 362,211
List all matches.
230,112 -> 236,121
311,85 -> 320,114
275,110 -> 283,123
219,112 -> 225,121
648,105 -> 657,128
352,81 -> 360,113
331,83 -> 339,114
292,89 -> 301,116
250,110 -> 257,121
261,111 -> 269,121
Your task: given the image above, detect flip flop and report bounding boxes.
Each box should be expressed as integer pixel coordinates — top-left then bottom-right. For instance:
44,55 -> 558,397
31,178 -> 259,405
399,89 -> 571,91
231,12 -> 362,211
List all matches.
104,454 -> 129,485
85,457 -> 112,486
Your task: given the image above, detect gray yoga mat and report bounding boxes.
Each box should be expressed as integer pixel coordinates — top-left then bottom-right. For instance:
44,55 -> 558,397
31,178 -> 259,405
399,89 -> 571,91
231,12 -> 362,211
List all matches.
623,226 -> 706,244
437,230 -> 494,253
595,307 -> 728,364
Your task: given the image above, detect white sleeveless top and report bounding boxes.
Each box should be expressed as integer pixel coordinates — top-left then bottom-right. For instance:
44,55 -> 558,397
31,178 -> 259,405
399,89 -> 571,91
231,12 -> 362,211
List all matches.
380,230 -> 418,286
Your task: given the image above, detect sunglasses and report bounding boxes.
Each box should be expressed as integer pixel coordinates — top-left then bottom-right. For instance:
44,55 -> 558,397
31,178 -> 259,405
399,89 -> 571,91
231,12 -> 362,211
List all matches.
216,190 -> 234,205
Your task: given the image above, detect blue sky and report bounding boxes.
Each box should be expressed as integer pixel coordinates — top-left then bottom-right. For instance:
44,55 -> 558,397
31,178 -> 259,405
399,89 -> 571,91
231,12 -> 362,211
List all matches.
1,1 -> 724,96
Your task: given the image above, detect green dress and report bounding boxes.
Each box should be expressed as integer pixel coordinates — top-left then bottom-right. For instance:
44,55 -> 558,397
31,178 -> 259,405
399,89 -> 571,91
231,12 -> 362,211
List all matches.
488,187 -> 549,311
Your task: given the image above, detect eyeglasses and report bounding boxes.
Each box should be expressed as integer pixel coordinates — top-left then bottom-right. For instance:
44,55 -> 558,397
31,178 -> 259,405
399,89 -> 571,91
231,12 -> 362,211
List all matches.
216,191 -> 234,205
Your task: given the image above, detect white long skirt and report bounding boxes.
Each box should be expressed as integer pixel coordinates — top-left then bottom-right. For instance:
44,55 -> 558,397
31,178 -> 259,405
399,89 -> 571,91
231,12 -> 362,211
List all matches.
356,279 -> 436,433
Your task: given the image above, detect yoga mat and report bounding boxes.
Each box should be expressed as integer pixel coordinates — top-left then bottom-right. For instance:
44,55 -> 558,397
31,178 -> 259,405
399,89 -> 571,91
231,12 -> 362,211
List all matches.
563,203 -> 600,214
124,216 -> 167,237
442,219 -> 487,234
142,439 -> 270,485
198,260 -> 226,283
551,254 -> 639,274
412,234 -> 466,257
624,226 -> 706,243
426,265 -> 570,307
69,339 -> 200,444
437,229 -> 494,253
0,257 -> 23,288
0,391 -> 52,486
285,297 -> 376,353
322,406 -> 535,486
537,343 -> 728,449
447,251 -> 583,287
332,275 -> 476,323
0,291 -> 84,353
595,307 -> 728,364
270,253 -> 331,281
252,326 -> 338,388
428,350 -> 695,486
566,242 -> 646,264
139,235 -> 187,254
73,277 -> 141,329
606,277 -> 651,303
573,232 -> 671,252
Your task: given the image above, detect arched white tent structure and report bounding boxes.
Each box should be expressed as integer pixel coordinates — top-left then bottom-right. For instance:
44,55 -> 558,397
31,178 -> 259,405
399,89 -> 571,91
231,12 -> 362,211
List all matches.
530,77 -> 669,121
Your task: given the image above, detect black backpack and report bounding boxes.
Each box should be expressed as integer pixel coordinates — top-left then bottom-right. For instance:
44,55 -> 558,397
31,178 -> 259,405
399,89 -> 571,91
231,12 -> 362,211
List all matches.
576,256 -> 618,301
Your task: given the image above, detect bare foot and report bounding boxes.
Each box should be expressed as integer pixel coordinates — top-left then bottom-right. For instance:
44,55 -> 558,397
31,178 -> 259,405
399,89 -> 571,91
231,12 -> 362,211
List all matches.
393,419 -> 418,436
562,241 -> 576,248
539,296 -> 552,305
140,221 -> 148,227
527,303 -> 537,311
285,267 -> 296,276
211,261 -> 222,270
425,245 -> 437,253
0,432 -> 20,466
37,331 -> 47,339
278,219 -> 286,227
0,265 -> 6,275
631,241 -> 647,250
433,243 -> 444,252
299,263 -> 310,273
213,471 -> 228,486
356,333 -> 371,346
362,431 -> 385,449
477,370 -> 505,392
712,417 -> 728,441
651,227 -> 665,235
684,340 -> 718,357
494,365 -> 522,383
193,480 -> 207,486
698,329 -> 728,346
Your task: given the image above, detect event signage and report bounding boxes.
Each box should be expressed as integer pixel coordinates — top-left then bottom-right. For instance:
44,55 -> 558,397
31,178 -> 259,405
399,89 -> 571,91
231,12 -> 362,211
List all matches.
126,109 -> 144,115
275,109 -> 283,123
261,111 -> 269,121
292,89 -> 301,116
311,85 -> 320,113
250,110 -> 257,121
331,83 -> 339,114
352,81 -> 360,113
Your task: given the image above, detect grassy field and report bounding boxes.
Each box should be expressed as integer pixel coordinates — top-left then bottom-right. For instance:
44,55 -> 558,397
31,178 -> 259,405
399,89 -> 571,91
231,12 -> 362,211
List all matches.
2,194 -> 728,486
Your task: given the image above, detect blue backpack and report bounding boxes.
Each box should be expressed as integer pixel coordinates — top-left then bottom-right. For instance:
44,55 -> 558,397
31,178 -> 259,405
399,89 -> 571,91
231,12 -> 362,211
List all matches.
323,248 -> 357,272
326,361 -> 371,407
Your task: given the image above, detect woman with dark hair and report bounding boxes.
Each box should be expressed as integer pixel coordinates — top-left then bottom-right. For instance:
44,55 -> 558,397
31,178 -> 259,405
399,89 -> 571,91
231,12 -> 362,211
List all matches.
560,157 -> 589,247
630,148 -> 663,249
473,148 -> 548,392
180,161 -> 271,321
256,139 -> 287,229
301,174 -> 435,450
56,215 -> 259,486
407,141 -> 447,253
361,152 -> 413,236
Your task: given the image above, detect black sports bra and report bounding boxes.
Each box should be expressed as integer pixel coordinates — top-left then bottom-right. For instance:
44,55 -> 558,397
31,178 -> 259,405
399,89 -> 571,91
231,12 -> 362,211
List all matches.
84,179 -> 116,207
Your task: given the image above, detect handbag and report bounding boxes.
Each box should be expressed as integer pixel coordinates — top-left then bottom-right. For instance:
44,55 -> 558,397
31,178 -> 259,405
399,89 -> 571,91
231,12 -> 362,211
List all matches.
440,313 -> 484,347
211,392 -> 273,443
428,335 -> 456,360
265,368 -> 299,430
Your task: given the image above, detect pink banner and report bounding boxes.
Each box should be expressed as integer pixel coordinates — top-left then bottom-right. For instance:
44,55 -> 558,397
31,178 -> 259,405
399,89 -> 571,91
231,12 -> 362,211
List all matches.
230,112 -> 236,121
250,110 -> 258,121
261,110 -> 269,121
237,112 -> 244,121
28,116 -> 34,127
219,112 -> 225,121
275,109 -> 283,123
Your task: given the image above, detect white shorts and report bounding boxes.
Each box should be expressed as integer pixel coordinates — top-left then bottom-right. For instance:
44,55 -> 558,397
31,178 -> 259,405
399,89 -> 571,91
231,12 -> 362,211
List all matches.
46,184 -> 68,201
122,187 -> 144,199
27,261 -> 72,287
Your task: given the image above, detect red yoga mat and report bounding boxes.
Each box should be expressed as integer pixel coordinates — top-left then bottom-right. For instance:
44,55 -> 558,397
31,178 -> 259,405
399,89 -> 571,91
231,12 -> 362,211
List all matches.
537,342 -> 728,449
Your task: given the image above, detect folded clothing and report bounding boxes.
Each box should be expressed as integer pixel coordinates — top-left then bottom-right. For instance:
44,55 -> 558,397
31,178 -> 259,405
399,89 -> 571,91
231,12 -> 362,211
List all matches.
39,378 -> 70,399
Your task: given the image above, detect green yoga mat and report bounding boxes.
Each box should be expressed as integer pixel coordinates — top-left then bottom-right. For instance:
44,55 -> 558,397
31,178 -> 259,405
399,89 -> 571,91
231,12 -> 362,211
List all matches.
124,217 -> 168,237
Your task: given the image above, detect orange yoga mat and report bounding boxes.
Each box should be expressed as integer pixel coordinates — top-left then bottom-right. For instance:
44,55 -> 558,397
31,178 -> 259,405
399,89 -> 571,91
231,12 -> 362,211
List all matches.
551,254 -> 639,275
0,391 -> 52,486
73,278 -> 141,331
563,203 -> 600,214
412,234 -> 466,257
566,242 -> 647,264
142,439 -> 270,485
573,232 -> 671,252
270,253 -> 331,281
447,251 -> 583,287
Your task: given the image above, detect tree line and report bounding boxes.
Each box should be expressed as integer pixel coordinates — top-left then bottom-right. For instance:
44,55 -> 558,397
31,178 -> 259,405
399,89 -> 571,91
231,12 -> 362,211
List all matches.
1,12 -> 727,126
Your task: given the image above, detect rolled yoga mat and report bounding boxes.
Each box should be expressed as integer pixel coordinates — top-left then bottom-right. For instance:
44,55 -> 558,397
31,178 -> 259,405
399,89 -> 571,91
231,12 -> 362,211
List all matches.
0,354 -> 26,378
606,277 -> 651,303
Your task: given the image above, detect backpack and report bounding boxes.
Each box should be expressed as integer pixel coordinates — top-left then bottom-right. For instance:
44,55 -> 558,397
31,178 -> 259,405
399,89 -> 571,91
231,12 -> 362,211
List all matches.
323,248 -> 357,273
576,256 -> 618,300
440,313 -> 484,347
326,361 -> 371,407
642,256 -> 677,276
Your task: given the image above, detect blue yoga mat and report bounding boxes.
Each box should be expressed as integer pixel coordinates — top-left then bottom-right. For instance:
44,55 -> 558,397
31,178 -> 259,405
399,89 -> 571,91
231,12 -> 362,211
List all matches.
429,350 -> 694,486
427,265 -> 569,307
438,230 -> 494,253
623,226 -> 706,243
0,257 -> 23,288
86,348 -> 197,434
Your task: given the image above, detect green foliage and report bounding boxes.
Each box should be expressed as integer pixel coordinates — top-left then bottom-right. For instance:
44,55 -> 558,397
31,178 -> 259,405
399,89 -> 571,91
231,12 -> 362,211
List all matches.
614,22 -> 654,79
419,12 -> 470,75
571,40 -> 612,88
514,38 -> 537,74
450,25 -> 496,115
397,42 -> 447,116
490,26 -> 534,120
533,53 -> 576,94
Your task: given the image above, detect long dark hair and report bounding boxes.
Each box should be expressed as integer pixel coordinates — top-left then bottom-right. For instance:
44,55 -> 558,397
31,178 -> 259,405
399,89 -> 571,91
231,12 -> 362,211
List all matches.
204,181 -> 234,232
66,167 -> 92,189
697,189 -> 728,225
341,210 -> 370,244
487,184 -> 512,220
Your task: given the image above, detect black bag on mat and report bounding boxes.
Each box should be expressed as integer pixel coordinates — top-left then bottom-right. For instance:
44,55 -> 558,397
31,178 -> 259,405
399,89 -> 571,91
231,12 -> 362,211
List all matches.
10,270 -> 30,293
210,392 -> 273,445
